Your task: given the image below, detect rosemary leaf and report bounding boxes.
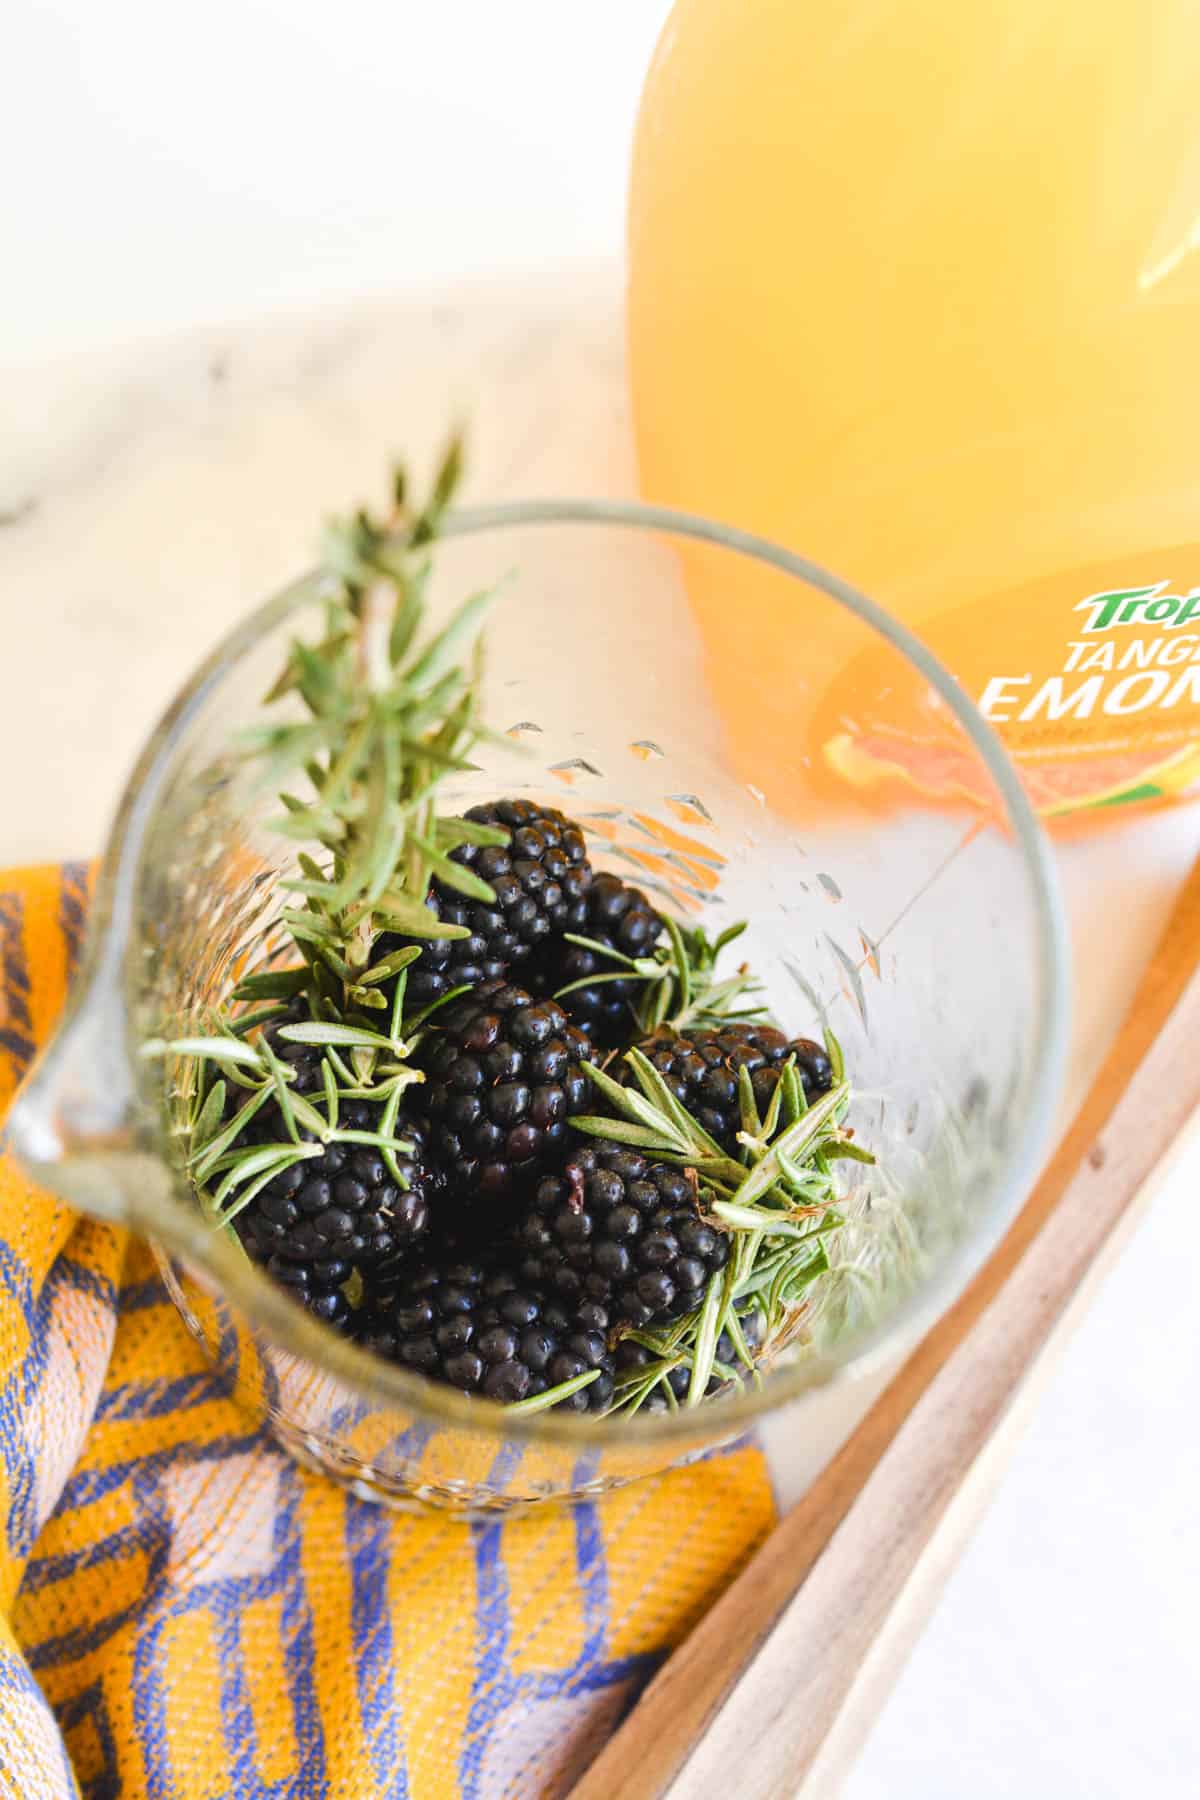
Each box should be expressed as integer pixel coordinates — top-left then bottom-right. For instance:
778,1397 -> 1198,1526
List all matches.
265,809 -> 347,844
217,1148 -> 323,1223
723,1307 -> 758,1374
314,943 -> 355,984
646,981 -> 672,1033
611,1355 -> 683,1393
778,1061 -> 805,1127
570,1115 -> 673,1152
280,876 -> 346,903
823,1139 -> 876,1164
191,1079 -> 228,1152
400,984 -> 471,1034
405,585 -> 496,690
212,1142 -> 322,1209
664,915 -> 693,1016
321,1057 -> 339,1131
280,909 -> 338,946
409,835 -> 497,903
560,933 -> 638,969
710,1202 -> 827,1241
289,1090 -> 332,1140
226,1003 -> 290,1039
389,967 -> 409,1040
435,817 -> 510,851
430,432 -> 464,516
377,1080 -> 407,1185
278,1022 -> 401,1051
372,893 -> 471,940
736,1064 -> 762,1144
231,967 -> 310,1003
713,921 -> 748,954
353,945 -> 423,988
347,986 -> 390,1012
142,1036 -> 263,1069
255,1030 -> 302,1143
319,717 -> 372,818
329,1128 -> 417,1154
361,806 -> 412,913
553,970 -> 642,1000
504,1367 -> 600,1415
293,637 -> 340,714
192,1086 -> 273,1184
388,581 -> 421,665
582,1058 -> 691,1149
686,1274 -> 725,1407
607,1048 -> 724,1161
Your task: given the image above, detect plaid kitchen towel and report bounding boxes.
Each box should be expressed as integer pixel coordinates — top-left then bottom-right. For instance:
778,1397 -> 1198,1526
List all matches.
0,864 -> 775,1798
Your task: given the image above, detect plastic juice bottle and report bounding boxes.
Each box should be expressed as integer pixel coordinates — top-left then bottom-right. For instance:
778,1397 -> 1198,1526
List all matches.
628,0 -> 1200,822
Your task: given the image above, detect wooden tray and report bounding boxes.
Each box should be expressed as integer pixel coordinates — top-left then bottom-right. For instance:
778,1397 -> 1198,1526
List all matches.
574,851 -> 1200,1799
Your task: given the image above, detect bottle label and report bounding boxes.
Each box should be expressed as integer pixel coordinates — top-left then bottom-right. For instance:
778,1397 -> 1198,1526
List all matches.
816,547 -> 1200,819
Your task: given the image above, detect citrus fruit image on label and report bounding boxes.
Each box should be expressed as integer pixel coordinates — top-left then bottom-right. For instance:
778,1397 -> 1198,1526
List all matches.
816,550 -> 1200,817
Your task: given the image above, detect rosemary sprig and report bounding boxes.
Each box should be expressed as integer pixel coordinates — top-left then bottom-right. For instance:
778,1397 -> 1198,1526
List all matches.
572,1031 -> 864,1415
154,444 -> 518,1249
157,1010 -> 428,1231
245,439 -> 508,1009
553,917 -> 767,1037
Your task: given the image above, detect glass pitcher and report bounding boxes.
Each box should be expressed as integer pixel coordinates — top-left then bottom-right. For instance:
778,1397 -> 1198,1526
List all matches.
7,502 -> 1069,1511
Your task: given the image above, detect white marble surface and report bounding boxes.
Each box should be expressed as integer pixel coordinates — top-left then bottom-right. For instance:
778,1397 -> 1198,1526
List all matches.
4,272 -> 1198,1795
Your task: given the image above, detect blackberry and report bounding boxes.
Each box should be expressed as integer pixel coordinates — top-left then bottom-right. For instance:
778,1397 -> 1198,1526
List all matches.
374,797 -> 593,1006
518,1141 -> 730,1330
414,979 -> 591,1202
357,1255 -> 615,1409
231,1016 -> 443,1320
536,871 -> 664,1047
625,1022 -> 833,1154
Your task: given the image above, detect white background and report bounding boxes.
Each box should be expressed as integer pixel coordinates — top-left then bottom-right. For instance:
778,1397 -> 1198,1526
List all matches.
3,0 -> 673,363
5,5 -> 1198,1796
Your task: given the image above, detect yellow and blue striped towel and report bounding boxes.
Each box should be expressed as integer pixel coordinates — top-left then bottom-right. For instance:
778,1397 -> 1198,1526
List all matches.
0,864 -> 774,1797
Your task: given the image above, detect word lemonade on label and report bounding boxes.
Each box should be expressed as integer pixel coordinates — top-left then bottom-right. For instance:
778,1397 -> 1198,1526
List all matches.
980,583 -> 1200,724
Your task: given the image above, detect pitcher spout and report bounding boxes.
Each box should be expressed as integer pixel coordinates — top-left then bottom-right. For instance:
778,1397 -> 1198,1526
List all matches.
6,954 -> 137,1215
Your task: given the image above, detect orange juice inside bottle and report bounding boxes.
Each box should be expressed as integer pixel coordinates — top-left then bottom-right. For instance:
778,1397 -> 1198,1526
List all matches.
628,0 -> 1200,821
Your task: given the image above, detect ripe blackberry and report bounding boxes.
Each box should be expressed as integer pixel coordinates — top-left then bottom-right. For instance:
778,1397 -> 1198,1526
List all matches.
357,1255 -> 615,1409
625,1022 -> 834,1154
536,871 -> 664,1047
518,1141 -> 730,1330
230,1016 -> 442,1320
374,797 -> 593,1006
414,979 -> 590,1202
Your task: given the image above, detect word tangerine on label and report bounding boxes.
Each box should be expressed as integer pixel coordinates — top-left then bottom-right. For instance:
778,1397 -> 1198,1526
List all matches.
1063,635 -> 1200,673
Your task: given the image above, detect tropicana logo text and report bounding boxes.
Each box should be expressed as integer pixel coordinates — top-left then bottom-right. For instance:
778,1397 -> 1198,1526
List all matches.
1075,582 -> 1200,634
